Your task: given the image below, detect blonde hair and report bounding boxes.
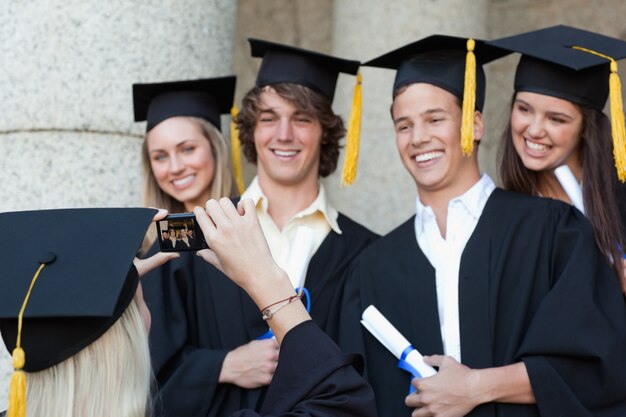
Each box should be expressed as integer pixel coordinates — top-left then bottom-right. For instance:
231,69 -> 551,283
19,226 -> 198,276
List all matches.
140,116 -> 236,253
25,298 -> 152,417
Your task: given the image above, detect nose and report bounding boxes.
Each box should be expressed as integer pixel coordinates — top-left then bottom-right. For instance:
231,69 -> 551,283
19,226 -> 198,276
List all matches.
410,125 -> 429,146
526,115 -> 545,139
169,154 -> 185,174
277,118 -> 294,142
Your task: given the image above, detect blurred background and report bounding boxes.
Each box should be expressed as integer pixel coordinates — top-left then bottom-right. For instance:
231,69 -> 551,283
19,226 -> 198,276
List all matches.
2,0 -> 625,407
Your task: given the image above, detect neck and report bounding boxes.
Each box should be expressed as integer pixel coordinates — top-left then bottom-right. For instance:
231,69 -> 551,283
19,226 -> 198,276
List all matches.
257,175 -> 320,230
184,189 -> 212,213
417,172 -> 482,239
537,171 -> 572,204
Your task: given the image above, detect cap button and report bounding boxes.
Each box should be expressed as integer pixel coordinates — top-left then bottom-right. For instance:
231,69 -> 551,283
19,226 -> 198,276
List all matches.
39,252 -> 57,264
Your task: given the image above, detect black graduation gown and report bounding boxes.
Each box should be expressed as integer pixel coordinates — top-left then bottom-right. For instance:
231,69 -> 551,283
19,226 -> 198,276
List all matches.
143,213 -> 378,417
0,321 -> 377,417
337,189 -> 626,417
230,320 -> 376,417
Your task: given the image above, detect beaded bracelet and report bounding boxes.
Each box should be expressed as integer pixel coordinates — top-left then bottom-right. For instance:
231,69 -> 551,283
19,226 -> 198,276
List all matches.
261,293 -> 303,321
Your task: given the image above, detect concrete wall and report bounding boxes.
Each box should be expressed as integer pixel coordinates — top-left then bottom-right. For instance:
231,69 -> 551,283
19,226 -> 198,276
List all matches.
0,0 -> 236,408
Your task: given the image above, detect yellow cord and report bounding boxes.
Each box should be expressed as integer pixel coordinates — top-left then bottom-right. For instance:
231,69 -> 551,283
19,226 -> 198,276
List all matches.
461,39 -> 477,157
572,45 -> 626,182
8,262 -> 46,417
341,71 -> 362,186
230,105 -> 245,194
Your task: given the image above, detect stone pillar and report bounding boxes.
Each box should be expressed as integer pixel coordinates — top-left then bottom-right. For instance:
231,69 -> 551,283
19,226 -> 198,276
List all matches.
327,0 -> 490,235
0,0 -> 236,407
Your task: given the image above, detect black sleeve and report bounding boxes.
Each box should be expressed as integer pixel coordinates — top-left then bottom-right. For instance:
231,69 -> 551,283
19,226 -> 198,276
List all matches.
142,251 -> 229,417
229,320 -> 376,417
516,208 -> 626,416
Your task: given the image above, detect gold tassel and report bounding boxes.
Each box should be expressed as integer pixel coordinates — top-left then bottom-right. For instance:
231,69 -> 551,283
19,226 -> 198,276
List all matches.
572,46 -> 626,182
609,61 -> 626,182
230,105 -> 245,194
8,348 -> 26,417
7,262 -> 47,417
341,71 -> 362,186
461,38 -> 476,157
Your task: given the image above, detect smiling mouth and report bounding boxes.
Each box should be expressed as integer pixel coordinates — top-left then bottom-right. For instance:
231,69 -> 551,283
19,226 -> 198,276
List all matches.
172,175 -> 195,188
414,151 -> 443,163
272,149 -> 299,157
525,139 -> 549,153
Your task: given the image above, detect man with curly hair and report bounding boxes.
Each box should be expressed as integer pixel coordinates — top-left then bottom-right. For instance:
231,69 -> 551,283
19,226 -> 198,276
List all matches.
144,39 -> 378,417
235,39 -> 378,334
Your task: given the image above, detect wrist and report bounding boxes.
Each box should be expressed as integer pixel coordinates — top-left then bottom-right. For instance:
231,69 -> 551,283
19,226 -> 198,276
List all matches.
218,351 -> 235,384
472,368 -> 494,405
246,266 -> 296,310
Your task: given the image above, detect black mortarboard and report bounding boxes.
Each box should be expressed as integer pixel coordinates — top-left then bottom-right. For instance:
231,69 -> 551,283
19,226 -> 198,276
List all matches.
488,25 -> 626,181
249,38 -> 360,102
365,35 -> 508,155
364,35 -> 506,110
487,25 -> 626,111
133,76 -> 236,131
0,208 -> 156,374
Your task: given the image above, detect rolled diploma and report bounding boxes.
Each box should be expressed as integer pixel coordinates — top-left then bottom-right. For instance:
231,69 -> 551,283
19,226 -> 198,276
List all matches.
284,226 -> 315,290
361,305 -> 437,378
555,165 -> 585,215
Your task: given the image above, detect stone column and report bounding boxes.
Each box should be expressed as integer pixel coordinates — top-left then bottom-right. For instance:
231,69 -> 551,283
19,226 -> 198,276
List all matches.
326,0 -> 490,235
0,0 -> 236,407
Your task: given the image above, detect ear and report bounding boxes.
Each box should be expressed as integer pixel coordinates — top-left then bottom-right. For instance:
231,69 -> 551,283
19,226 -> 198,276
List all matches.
474,111 -> 485,143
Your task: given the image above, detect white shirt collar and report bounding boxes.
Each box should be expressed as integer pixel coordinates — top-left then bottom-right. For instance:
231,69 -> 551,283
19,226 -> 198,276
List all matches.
415,174 -> 496,231
241,176 -> 341,234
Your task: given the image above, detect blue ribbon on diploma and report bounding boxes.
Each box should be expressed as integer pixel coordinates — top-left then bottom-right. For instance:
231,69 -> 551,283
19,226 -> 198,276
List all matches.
257,287 -> 311,340
397,345 -> 422,394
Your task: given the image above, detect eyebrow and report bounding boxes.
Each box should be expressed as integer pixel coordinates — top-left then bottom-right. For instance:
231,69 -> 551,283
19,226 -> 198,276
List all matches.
515,99 -> 576,120
149,139 -> 196,154
421,108 -> 448,116
393,108 -> 448,125
258,107 -> 277,114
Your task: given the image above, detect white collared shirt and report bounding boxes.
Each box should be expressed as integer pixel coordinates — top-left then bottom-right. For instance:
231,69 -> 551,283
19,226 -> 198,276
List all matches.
414,174 -> 496,362
242,176 -> 342,288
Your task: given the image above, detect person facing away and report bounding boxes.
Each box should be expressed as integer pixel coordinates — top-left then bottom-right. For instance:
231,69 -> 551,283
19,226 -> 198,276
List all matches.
0,206 -> 376,417
489,25 -> 626,294
337,35 -> 626,417
143,39 -> 378,417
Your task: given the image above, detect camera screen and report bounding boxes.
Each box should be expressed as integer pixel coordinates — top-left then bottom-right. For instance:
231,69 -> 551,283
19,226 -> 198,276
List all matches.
156,214 -> 208,252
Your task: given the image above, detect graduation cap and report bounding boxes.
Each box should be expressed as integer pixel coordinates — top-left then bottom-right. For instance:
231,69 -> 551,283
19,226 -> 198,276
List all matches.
249,38 -> 363,186
365,35 -> 508,156
0,208 -> 156,417
133,76 -> 236,131
487,25 -> 626,181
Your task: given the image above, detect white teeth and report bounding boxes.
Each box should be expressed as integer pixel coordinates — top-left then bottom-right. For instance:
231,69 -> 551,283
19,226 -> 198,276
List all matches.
525,139 -> 548,152
173,175 -> 194,187
415,151 -> 443,163
274,150 -> 298,157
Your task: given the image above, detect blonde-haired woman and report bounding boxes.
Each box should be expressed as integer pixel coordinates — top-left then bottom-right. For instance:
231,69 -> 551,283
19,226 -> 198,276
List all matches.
0,207 -> 375,417
133,76 -> 238,251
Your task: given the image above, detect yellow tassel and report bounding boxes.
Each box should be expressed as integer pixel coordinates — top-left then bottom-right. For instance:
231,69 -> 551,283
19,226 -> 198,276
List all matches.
230,105 -> 245,194
609,62 -> 626,182
7,262 -> 47,417
341,71 -> 362,186
8,348 -> 26,417
461,38 -> 476,157
572,46 -> 626,182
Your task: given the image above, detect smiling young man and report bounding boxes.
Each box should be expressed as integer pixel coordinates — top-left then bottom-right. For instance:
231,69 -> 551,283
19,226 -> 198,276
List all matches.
234,39 -> 378,333
143,39 -> 378,417
338,36 -> 626,417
